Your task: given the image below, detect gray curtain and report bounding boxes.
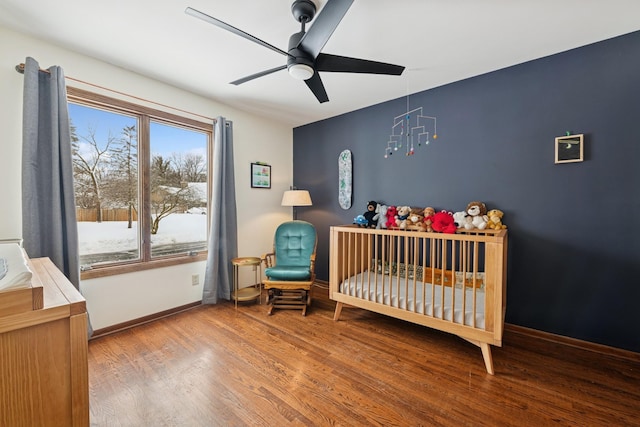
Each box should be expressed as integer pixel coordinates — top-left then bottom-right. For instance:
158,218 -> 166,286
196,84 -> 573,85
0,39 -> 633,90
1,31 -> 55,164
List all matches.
203,117 -> 238,304
21,57 -> 80,289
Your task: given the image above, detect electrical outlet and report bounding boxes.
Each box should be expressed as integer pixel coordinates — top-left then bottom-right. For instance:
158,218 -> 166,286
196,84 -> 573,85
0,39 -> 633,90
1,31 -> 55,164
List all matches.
191,274 -> 199,286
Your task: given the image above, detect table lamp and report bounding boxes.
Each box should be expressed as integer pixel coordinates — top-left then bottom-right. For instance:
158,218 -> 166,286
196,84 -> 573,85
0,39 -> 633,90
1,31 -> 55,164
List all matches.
281,188 -> 312,219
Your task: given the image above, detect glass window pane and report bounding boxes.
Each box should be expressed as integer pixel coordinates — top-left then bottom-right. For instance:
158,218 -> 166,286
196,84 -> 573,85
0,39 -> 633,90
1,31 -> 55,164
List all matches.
69,103 -> 140,268
150,120 -> 208,258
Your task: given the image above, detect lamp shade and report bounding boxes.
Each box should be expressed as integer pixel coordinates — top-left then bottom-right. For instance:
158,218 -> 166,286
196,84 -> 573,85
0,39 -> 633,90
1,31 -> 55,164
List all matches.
281,190 -> 312,206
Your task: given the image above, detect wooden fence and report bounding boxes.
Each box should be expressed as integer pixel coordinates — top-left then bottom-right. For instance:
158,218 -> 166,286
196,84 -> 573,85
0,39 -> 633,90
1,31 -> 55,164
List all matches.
76,208 -> 138,222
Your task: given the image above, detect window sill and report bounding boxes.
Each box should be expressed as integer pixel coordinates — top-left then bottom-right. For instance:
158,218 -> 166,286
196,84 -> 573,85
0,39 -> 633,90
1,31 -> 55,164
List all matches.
80,252 -> 208,280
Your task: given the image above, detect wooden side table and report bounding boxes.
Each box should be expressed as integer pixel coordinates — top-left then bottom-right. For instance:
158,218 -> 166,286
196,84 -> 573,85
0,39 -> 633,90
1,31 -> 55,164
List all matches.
231,256 -> 262,309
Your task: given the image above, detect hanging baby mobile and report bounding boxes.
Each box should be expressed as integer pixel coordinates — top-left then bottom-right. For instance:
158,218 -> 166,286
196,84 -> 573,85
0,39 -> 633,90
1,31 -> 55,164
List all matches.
384,104 -> 438,158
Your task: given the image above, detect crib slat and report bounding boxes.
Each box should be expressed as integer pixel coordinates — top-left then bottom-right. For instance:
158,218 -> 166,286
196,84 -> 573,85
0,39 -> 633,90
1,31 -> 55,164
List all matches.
430,237 -> 436,317
440,238 -> 446,321
451,237 -> 456,323
472,240 -> 479,328
411,236 -> 418,313
460,239 -> 467,326
348,231 -> 352,296
403,234 -> 408,310
395,235 -> 401,309
369,233 -> 375,302
422,237 -> 427,315
362,232 -> 367,296
365,233 -> 372,301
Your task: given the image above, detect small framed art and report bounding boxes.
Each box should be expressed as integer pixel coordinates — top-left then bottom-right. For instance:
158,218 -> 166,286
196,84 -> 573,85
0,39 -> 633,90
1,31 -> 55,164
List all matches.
251,163 -> 271,188
555,134 -> 584,164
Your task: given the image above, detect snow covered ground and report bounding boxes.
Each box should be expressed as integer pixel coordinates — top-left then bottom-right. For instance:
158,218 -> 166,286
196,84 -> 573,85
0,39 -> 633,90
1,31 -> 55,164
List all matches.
78,213 -> 208,255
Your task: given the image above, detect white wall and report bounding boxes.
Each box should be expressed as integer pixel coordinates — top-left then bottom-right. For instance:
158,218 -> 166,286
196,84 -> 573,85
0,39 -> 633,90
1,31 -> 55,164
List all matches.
0,26 -> 294,330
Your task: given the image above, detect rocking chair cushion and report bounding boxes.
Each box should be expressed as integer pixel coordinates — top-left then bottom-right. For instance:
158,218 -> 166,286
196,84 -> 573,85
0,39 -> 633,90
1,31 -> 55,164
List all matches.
265,265 -> 311,281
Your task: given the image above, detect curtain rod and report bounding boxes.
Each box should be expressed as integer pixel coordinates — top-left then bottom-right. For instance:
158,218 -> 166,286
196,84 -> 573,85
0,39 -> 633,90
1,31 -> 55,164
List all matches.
15,62 -> 216,122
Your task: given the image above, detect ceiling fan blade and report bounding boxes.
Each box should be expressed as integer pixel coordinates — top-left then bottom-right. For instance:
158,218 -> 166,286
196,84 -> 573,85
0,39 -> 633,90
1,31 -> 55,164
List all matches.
316,53 -> 405,75
230,65 -> 288,85
297,0 -> 354,59
304,72 -> 329,103
185,7 -> 291,58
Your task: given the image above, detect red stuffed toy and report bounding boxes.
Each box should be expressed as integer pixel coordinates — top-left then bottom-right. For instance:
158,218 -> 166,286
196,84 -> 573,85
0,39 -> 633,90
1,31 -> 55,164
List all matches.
385,205 -> 398,229
431,210 -> 457,234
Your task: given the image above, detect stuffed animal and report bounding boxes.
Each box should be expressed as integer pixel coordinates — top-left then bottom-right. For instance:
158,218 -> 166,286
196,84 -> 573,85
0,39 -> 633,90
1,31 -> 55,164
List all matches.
453,211 -> 470,229
363,201 -> 378,228
466,201 -> 489,230
386,206 -> 398,229
422,207 -> 435,232
431,210 -> 457,234
395,205 -> 412,229
353,215 -> 368,227
376,204 -> 389,229
487,209 -> 507,229
407,207 -> 426,231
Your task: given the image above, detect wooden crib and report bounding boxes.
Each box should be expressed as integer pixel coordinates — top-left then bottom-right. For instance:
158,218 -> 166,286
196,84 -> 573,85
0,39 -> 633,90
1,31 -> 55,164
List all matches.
330,225 -> 508,374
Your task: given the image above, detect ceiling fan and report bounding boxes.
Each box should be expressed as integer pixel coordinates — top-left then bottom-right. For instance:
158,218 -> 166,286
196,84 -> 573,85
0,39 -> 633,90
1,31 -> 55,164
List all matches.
185,0 -> 405,103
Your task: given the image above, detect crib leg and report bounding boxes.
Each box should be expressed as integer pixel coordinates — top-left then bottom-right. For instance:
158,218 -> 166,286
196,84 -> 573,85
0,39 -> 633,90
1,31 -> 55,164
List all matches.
480,343 -> 494,375
333,302 -> 343,321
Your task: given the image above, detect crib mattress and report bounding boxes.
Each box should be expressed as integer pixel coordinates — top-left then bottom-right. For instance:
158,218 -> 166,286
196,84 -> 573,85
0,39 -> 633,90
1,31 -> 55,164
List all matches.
340,271 -> 485,329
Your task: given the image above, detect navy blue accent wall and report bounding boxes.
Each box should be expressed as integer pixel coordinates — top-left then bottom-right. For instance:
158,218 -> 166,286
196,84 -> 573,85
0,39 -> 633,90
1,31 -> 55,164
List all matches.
293,31 -> 640,352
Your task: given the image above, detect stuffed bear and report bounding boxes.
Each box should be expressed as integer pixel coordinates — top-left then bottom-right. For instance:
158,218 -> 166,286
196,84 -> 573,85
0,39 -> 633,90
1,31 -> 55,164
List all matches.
395,205 -> 412,229
376,204 -> 389,229
431,210 -> 457,234
487,209 -> 507,229
386,206 -> 398,229
407,207 -> 426,231
363,201 -> 378,228
422,207 -> 435,232
466,201 -> 489,230
453,211 -> 470,229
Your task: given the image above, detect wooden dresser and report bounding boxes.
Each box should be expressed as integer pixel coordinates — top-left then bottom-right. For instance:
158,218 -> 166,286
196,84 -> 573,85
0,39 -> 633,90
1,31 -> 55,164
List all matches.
0,257 -> 89,427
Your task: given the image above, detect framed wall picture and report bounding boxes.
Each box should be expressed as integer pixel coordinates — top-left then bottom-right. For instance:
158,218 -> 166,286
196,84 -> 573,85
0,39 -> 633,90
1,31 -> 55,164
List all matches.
555,134 -> 584,164
251,163 -> 271,188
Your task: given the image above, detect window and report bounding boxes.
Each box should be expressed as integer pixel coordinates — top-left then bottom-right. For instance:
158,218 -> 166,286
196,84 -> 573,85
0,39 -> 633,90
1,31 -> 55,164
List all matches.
67,87 -> 212,278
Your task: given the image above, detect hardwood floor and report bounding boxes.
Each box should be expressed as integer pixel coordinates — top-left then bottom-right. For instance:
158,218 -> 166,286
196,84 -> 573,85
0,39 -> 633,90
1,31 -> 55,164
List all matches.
88,288 -> 640,426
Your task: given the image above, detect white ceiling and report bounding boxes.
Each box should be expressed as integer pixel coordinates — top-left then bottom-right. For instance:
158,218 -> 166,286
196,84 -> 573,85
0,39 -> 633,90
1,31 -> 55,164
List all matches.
2,0 -> 640,127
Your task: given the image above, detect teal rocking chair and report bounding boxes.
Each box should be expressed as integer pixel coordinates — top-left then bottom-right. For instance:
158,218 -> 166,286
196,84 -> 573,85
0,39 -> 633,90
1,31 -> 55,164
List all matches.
261,220 -> 317,315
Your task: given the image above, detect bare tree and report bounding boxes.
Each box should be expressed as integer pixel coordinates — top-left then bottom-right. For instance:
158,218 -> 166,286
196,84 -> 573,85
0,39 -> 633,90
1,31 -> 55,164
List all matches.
72,125 -> 117,223
150,185 -> 198,235
71,122 -> 97,210
171,152 -> 207,183
150,155 -> 198,234
105,125 -> 138,228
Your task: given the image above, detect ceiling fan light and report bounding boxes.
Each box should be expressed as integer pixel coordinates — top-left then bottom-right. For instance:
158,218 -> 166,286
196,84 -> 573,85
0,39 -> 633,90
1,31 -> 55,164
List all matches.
288,63 -> 314,80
